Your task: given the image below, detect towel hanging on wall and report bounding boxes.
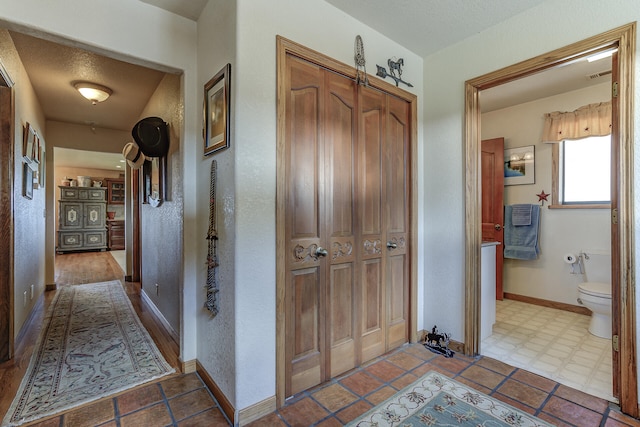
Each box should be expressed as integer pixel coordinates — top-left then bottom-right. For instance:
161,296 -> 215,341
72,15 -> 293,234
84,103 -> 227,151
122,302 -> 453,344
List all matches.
511,203 -> 532,226
504,204 -> 540,260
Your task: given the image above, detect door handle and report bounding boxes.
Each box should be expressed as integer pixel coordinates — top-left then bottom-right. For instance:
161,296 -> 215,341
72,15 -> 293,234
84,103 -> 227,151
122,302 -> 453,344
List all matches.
494,224 -> 502,231
387,241 -> 398,249
315,247 -> 328,257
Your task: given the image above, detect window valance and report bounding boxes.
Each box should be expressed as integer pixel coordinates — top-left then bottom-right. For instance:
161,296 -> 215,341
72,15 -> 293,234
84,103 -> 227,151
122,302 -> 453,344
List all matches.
542,101 -> 611,143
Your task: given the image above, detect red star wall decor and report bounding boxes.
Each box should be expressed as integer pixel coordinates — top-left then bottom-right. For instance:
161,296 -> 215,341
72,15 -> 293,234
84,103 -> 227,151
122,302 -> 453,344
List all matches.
537,190 -> 549,205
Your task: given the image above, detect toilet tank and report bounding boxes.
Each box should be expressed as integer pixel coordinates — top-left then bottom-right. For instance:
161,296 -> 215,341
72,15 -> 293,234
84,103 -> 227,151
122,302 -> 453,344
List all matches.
582,249 -> 611,283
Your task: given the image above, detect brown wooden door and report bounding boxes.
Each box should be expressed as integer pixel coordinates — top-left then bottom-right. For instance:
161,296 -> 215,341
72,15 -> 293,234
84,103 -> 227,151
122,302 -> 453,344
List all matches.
481,138 -> 504,300
284,54 -> 410,397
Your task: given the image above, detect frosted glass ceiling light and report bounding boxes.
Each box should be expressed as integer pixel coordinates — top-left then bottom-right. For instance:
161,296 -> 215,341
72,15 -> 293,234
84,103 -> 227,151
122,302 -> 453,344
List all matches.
74,82 -> 112,105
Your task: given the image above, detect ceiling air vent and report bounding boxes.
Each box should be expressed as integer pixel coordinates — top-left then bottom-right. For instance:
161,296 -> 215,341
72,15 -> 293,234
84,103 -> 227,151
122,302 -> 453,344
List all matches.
586,70 -> 612,80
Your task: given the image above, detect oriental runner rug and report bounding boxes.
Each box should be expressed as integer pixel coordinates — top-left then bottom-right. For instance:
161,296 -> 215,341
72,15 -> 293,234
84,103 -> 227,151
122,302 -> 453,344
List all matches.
347,371 -> 553,427
2,281 -> 174,426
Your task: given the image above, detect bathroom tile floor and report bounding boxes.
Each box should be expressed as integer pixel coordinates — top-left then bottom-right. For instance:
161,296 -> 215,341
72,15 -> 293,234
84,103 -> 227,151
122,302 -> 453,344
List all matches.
481,298 -> 614,402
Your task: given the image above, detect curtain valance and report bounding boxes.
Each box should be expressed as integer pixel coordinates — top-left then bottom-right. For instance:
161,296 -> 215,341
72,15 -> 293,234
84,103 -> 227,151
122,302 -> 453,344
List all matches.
542,101 -> 611,143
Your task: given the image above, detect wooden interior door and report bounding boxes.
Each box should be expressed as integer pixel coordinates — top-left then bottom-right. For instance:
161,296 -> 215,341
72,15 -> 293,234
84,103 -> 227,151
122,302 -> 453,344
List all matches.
481,138 -> 504,300
284,53 -> 410,397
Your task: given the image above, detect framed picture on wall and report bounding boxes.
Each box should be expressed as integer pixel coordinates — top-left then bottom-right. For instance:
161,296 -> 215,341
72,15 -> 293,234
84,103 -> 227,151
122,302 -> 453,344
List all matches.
504,145 -> 535,185
203,63 -> 231,156
23,162 -> 33,199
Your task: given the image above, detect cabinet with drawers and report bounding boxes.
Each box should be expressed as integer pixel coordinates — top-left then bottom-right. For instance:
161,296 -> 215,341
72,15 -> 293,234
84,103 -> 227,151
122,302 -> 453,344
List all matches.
107,220 -> 125,250
105,178 -> 125,204
57,186 -> 107,253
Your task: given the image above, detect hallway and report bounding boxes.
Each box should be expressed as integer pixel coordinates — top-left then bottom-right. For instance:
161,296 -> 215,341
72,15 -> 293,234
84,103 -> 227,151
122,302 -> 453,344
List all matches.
1,252 -> 639,426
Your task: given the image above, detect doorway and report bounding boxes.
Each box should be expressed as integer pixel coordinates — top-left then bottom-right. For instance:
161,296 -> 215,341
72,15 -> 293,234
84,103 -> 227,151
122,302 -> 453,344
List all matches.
464,23 -> 637,416
275,36 -> 418,406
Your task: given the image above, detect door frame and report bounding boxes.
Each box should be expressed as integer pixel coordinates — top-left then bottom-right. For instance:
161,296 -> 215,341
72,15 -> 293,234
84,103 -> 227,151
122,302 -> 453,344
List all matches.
464,23 -> 637,415
0,68 -> 14,363
275,35 -> 418,407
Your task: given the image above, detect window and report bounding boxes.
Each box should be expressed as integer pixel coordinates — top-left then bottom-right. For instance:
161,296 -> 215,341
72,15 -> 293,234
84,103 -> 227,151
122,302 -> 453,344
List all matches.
553,135 -> 611,207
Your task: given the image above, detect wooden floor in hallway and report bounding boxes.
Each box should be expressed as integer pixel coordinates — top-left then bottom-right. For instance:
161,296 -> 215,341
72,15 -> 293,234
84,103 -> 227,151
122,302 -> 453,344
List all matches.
1,251 -> 640,426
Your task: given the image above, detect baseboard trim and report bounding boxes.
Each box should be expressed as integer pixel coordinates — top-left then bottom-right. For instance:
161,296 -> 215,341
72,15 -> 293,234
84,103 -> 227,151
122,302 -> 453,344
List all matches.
181,359 -> 197,373
196,361 -> 236,425
238,395 -> 277,426
504,292 -> 591,316
140,289 -> 180,345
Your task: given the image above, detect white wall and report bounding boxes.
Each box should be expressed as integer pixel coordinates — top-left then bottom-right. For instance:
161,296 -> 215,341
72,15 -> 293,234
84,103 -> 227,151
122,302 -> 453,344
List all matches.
229,0 -> 424,410
482,83 -> 611,305
422,0 -> 640,386
0,29 -> 46,339
196,0 -> 237,409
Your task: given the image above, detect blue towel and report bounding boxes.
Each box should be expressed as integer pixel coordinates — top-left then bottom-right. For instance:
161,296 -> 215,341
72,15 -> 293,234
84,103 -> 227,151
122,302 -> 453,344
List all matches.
511,204 -> 532,226
504,204 -> 540,260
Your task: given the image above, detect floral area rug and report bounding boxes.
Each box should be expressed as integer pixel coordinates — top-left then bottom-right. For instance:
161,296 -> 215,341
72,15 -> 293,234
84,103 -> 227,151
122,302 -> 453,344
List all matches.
347,371 -> 553,427
2,281 -> 174,426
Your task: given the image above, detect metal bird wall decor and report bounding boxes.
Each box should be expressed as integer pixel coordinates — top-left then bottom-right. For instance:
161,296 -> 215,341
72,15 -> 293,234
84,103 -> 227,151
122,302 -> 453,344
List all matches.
376,58 -> 413,88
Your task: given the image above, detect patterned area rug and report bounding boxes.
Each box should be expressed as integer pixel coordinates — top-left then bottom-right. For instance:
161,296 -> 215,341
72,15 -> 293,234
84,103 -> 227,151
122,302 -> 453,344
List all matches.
2,281 -> 174,426
347,371 -> 553,426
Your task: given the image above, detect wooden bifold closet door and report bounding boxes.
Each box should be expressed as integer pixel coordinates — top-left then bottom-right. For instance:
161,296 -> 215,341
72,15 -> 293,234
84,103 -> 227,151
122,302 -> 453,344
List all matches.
284,54 -> 410,397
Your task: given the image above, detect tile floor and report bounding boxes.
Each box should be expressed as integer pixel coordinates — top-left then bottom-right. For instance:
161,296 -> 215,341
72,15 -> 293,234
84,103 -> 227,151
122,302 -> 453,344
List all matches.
481,299 -> 614,402
246,343 -> 638,427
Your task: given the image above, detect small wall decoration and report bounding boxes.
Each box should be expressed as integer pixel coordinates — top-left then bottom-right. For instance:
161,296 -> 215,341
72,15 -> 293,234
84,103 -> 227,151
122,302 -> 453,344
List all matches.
376,58 -> 413,88
204,63 -> 231,156
504,145 -> 535,185
354,35 -> 369,86
22,122 -> 39,171
23,162 -> 33,199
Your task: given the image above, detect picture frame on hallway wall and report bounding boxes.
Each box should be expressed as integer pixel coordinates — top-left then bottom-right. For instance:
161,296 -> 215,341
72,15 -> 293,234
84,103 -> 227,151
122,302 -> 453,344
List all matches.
23,162 -> 33,199
203,63 -> 231,156
504,145 -> 535,185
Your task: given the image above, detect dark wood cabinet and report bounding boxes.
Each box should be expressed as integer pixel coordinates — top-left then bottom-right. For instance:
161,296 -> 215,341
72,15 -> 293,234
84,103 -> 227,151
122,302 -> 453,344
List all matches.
107,220 -> 125,250
57,186 -> 107,253
105,178 -> 125,204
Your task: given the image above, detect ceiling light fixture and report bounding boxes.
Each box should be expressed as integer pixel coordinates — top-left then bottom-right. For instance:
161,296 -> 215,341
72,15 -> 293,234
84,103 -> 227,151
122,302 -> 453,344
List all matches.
74,82 -> 112,105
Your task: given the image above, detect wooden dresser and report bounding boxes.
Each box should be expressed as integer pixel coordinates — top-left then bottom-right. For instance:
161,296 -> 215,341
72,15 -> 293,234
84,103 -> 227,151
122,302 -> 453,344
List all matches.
107,220 -> 125,250
57,186 -> 107,253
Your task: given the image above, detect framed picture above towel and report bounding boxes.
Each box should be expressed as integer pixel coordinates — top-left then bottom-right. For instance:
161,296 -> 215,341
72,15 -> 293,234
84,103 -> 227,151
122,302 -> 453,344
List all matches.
504,145 -> 535,185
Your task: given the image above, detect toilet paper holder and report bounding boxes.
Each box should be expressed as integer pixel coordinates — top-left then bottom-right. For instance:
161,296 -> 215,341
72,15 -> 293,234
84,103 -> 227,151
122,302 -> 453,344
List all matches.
564,252 -> 584,274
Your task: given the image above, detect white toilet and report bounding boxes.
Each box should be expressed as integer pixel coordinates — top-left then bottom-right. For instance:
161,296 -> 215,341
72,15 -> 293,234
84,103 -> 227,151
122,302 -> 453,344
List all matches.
577,251 -> 612,339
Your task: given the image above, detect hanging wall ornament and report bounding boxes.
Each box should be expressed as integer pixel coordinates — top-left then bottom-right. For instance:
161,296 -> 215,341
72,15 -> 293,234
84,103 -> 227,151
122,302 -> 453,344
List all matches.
376,57 -> 414,88
354,35 -> 369,86
205,160 -> 219,316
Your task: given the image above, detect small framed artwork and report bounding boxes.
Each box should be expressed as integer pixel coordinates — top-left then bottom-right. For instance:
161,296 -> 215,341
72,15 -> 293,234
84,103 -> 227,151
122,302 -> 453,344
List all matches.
23,162 -> 33,199
204,63 -> 231,156
504,145 -> 535,185
23,122 -> 37,163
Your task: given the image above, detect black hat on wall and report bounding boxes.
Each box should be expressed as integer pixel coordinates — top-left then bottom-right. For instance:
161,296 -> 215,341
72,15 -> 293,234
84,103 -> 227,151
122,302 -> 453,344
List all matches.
132,117 -> 169,158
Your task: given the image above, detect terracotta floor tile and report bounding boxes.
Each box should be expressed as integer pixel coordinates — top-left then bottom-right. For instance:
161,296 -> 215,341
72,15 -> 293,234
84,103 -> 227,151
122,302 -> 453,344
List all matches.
536,411 -> 574,427
391,372 -> 418,390
542,396 -> 603,427
554,384 -> 609,413
496,378 -> 549,409
339,371 -> 384,396
607,407 -> 640,427
453,375 -> 492,395
278,397 -> 329,426
386,352 -> 423,371
403,344 -> 437,361
96,422 -> 117,427
177,407 -> 230,426
510,369 -> 558,393
364,386 -> 397,405
244,412 -> 287,427
490,393 -> 537,415
364,360 -> 406,382
160,373 -> 204,398
63,398 -> 115,427
119,402 -> 173,427
312,383 -> 358,412
117,383 -> 163,415
605,418 -> 636,427
476,356 -> 516,376
460,365 -> 505,389
169,388 -> 216,421
411,363 -> 437,377
335,400 -> 372,423
26,417 -> 62,427
315,417 -> 344,427
429,354 -> 472,374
